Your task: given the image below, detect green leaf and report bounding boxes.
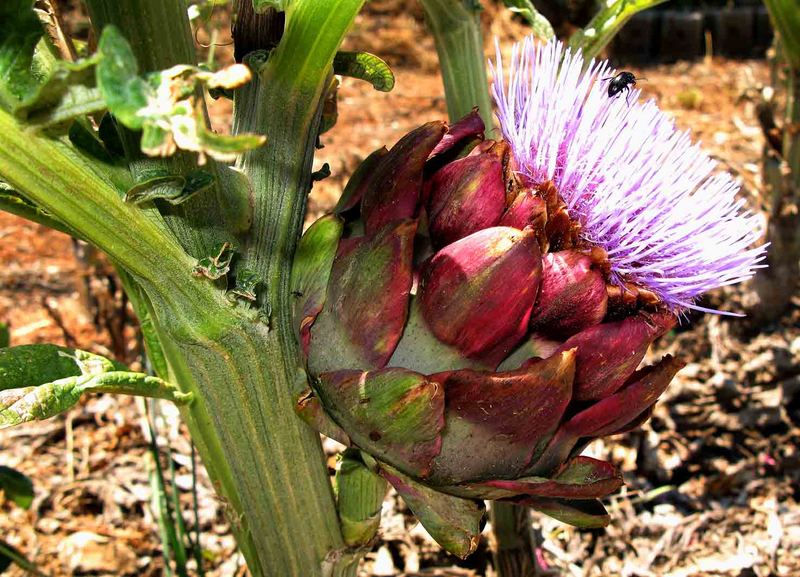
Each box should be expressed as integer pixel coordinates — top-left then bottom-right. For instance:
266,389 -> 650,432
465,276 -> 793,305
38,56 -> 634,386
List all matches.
0,465 -> 34,509
0,0 -> 42,106
569,0 -> 667,64
124,171 -> 213,206
95,26 -> 150,129
501,0 -> 554,39
192,242 -> 235,280
252,0 -> 291,13
229,268 -> 260,303
333,51 -> 395,92
14,55 -> 105,130
195,129 -> 267,163
518,496 -> 611,528
0,540 -> 47,577
0,323 -> 8,348
0,345 -> 192,428
125,175 -> 186,204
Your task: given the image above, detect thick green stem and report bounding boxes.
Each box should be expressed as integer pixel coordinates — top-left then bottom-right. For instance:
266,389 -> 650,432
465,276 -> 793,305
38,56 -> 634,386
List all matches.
418,0 -> 493,128
85,0 -> 231,258
0,111 -> 185,283
3,1 -> 369,574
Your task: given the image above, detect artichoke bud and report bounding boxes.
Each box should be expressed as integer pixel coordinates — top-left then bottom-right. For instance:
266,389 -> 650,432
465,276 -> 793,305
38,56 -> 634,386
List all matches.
499,189 -> 548,248
361,121 -> 447,233
426,153 -> 506,248
291,106 -> 698,555
418,226 -> 542,365
529,249 -> 609,339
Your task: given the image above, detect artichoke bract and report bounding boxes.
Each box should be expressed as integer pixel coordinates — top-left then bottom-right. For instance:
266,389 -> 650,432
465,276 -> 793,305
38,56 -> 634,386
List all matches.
292,39 -> 767,557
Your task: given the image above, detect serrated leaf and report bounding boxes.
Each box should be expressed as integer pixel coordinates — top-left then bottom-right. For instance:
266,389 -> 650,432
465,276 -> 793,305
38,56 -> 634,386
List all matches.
124,171 -> 213,206
0,0 -> 42,105
502,0 -> 555,39
192,242 -> 235,280
14,55 -> 105,130
253,0 -> 291,13
0,465 -> 34,509
333,51 -> 395,92
0,345 -> 191,429
95,25 -> 150,129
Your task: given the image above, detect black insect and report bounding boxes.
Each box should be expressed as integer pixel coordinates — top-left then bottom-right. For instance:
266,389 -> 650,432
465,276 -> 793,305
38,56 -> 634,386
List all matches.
604,71 -> 639,103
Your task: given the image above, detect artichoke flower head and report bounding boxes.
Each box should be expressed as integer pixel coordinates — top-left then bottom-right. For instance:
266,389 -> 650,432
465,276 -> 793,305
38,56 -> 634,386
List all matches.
292,39 -> 768,557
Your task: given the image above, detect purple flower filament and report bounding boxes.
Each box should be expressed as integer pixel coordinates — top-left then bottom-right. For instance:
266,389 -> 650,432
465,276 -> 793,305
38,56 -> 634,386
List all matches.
491,38 -> 768,315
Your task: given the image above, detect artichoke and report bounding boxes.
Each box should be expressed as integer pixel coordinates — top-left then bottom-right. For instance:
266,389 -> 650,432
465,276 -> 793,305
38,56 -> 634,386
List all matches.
292,40 -> 767,557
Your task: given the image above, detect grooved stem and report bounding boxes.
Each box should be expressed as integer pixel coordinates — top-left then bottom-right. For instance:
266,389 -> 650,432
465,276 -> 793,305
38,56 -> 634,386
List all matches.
418,0 -> 494,128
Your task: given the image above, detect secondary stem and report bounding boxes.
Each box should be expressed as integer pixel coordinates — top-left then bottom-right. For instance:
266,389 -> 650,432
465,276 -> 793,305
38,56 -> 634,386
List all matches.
418,0 -> 494,128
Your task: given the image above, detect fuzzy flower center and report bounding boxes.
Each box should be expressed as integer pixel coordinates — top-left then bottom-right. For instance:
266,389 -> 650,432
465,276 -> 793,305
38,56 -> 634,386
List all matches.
490,38 -> 768,315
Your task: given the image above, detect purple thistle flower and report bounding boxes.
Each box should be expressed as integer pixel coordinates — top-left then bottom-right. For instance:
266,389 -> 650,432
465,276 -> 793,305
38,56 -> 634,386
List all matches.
491,38 -> 768,315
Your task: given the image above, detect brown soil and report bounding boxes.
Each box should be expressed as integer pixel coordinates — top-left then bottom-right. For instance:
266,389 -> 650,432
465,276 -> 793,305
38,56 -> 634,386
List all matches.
2,4 -> 798,577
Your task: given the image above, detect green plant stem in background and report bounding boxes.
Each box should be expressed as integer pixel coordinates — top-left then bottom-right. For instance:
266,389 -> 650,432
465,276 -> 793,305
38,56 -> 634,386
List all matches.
87,1 -> 366,575
569,0 -> 667,66
86,0 -> 232,258
489,503 -> 539,577
418,0 -> 494,128
763,0 -> 800,70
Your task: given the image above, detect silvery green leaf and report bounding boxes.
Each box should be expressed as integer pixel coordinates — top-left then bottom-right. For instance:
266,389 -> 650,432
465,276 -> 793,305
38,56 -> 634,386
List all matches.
0,345 -> 191,429
0,0 -> 42,105
14,54 -> 105,130
95,25 -> 150,129
333,51 -> 395,92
